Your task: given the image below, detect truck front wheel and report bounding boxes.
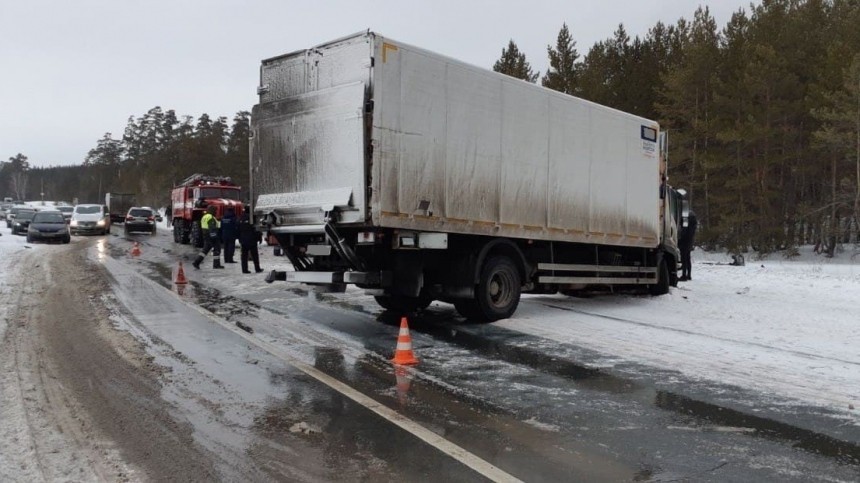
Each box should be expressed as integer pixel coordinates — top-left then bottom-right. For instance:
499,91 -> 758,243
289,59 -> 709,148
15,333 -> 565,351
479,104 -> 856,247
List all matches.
649,258 -> 670,296
459,256 -> 521,322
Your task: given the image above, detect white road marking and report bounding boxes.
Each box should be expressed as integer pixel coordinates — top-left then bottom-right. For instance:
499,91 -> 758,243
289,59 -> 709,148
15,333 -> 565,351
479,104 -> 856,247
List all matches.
187,299 -> 523,483
113,257 -> 522,483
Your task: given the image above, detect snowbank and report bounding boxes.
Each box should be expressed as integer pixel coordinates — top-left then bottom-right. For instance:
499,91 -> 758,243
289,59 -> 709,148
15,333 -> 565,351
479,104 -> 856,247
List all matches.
499,246 -> 860,423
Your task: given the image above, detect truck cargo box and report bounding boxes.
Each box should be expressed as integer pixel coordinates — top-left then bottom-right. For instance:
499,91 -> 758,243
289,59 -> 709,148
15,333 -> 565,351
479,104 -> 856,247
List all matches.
251,31 -> 662,249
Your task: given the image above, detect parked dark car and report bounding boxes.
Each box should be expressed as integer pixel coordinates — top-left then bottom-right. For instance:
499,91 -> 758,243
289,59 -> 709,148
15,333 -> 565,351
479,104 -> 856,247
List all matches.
11,209 -> 37,235
27,211 -> 71,243
124,207 -> 156,235
6,205 -> 30,228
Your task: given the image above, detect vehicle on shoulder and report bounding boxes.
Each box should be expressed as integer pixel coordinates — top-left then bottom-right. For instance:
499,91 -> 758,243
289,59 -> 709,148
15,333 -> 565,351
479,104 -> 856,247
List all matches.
141,206 -> 163,223
71,204 -> 111,235
6,205 -> 28,228
11,208 -> 37,235
57,205 -> 74,223
27,210 -> 71,244
124,207 -> 157,235
0,203 -> 11,220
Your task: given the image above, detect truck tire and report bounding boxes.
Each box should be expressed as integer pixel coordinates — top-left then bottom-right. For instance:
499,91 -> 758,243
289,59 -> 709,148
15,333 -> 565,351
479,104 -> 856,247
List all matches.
649,258 -> 670,296
374,295 -> 432,313
180,220 -> 191,244
190,221 -> 203,248
462,256 -> 521,322
173,223 -> 180,242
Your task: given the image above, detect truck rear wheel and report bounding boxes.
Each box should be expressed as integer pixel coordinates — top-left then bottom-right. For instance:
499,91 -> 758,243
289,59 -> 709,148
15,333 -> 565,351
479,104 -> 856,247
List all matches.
374,295 -> 432,313
460,256 -> 521,322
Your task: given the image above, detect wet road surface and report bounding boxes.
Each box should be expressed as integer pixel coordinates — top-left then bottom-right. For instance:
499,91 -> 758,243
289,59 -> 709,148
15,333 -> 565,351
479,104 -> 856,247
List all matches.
9,228 -> 859,481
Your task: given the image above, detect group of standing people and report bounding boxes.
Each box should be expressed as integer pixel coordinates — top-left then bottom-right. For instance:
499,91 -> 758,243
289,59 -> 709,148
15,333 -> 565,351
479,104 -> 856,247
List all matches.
191,205 -> 263,274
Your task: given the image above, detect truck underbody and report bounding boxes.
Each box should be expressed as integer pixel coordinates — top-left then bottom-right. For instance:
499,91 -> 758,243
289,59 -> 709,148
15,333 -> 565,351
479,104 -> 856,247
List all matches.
266,225 -> 678,321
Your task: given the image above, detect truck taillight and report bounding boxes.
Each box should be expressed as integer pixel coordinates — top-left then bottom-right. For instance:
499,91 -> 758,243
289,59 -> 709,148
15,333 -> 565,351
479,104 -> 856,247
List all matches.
126,215 -> 133,221
147,216 -> 154,221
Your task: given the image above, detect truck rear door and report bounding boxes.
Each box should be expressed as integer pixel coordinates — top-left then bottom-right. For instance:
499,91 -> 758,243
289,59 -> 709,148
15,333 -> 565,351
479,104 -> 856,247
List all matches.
251,34 -> 372,230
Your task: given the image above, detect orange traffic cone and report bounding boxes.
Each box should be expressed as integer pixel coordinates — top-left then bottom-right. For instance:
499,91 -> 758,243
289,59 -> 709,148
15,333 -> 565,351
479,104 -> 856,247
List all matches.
130,242 -> 141,256
391,317 -> 419,365
175,261 -> 188,284
394,365 -> 413,405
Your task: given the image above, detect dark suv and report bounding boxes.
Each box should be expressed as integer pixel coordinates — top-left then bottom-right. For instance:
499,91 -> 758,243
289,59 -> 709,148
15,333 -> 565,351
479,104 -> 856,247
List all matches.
124,207 -> 157,235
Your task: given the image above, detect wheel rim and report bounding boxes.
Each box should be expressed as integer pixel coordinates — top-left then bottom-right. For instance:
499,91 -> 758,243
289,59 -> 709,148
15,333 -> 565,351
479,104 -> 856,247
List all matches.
488,269 -> 515,308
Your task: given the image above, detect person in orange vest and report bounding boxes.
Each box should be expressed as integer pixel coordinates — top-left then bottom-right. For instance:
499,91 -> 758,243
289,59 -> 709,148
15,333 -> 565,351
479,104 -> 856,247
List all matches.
192,206 -> 224,270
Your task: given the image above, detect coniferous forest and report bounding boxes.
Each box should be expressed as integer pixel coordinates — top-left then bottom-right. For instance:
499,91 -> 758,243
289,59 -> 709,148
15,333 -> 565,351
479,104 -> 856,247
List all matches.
3,0 -> 860,256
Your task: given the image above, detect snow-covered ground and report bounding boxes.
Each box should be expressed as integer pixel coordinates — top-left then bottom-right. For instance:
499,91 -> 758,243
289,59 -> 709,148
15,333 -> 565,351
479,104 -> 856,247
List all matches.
498,246 -> 860,425
0,222 -> 43,339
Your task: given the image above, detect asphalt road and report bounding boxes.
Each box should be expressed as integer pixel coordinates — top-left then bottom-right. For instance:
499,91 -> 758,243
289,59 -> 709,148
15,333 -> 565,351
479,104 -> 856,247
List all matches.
3,227 -> 859,482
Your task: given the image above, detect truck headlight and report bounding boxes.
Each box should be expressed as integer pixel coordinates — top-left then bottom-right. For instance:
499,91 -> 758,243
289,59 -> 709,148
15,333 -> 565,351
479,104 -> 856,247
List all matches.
97,219 -> 105,226
70,220 -> 78,227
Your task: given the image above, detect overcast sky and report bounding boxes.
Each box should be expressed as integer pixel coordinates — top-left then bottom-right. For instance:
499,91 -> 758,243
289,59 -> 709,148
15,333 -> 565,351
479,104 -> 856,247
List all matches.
1,0 -> 756,167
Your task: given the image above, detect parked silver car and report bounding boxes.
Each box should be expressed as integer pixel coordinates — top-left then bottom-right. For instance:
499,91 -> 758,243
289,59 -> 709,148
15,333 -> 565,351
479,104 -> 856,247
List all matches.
70,204 -> 111,235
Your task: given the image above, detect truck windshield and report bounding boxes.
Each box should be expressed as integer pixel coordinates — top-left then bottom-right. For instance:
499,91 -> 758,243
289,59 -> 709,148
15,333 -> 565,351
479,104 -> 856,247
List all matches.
200,187 -> 241,200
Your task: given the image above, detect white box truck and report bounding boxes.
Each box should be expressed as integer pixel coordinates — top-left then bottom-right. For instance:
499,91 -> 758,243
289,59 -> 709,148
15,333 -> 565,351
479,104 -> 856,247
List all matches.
251,31 -> 685,321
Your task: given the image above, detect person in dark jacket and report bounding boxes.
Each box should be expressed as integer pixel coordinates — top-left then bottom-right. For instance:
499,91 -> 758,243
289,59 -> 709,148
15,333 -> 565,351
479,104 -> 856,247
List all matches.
678,210 -> 698,281
221,207 -> 238,263
238,212 -> 264,274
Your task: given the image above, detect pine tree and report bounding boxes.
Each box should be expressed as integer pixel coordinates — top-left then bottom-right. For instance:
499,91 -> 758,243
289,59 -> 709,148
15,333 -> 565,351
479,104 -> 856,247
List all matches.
812,53 -> 860,248
226,111 -> 251,188
658,7 -> 720,236
7,153 -> 30,200
492,40 -> 538,82
542,24 -> 578,94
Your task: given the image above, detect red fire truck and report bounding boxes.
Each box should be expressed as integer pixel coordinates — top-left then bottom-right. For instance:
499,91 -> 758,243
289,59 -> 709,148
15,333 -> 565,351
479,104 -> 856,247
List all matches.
170,174 -> 244,247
